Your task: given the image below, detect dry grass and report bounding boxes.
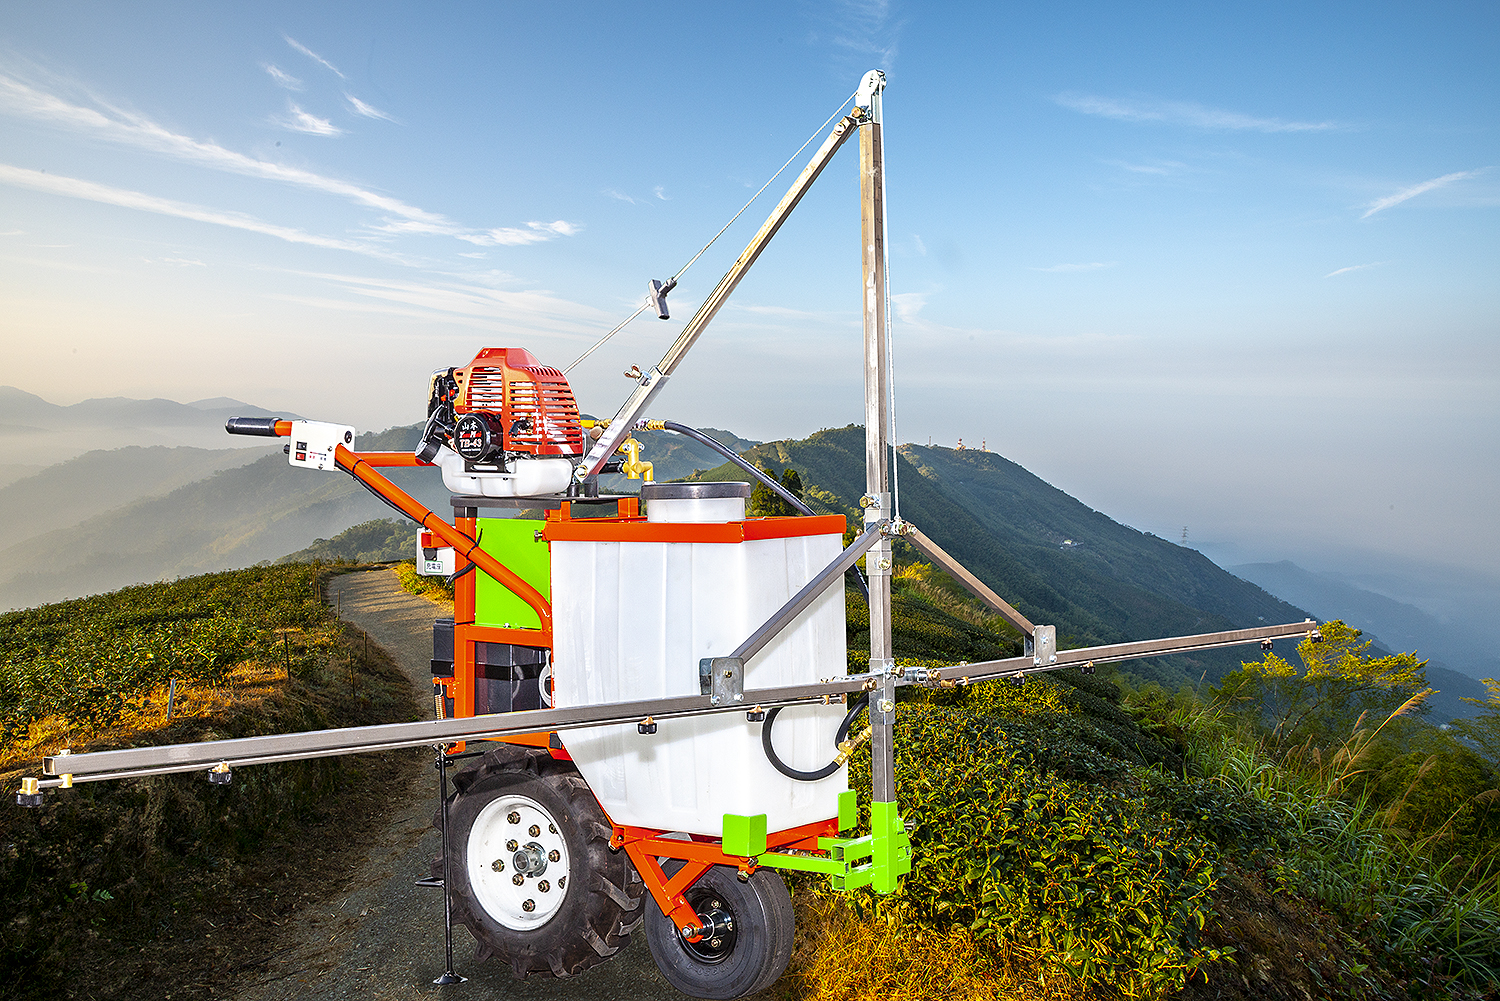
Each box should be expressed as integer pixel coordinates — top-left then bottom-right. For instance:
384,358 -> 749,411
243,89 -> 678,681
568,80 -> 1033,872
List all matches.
771,889 -> 1094,1001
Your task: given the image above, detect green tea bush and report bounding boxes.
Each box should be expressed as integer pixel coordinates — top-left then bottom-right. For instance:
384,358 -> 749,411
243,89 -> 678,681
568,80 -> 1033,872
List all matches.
0,566 -> 325,742
865,705 -> 1227,998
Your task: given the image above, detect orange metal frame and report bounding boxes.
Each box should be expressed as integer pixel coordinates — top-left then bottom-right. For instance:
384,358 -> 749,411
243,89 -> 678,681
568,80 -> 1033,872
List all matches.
261,432 -> 837,937
614,818 -> 839,937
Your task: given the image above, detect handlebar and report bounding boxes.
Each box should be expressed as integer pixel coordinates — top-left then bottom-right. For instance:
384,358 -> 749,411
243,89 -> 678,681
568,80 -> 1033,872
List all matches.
225,417 -> 291,437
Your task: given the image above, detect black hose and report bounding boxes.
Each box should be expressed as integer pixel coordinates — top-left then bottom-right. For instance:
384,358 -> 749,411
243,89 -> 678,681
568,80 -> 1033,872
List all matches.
660,421 -> 814,516
761,693 -> 870,782
657,421 -> 870,601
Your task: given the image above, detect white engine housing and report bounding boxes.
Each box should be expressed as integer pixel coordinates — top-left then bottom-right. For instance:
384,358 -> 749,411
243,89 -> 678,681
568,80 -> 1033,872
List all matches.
431,444 -> 574,497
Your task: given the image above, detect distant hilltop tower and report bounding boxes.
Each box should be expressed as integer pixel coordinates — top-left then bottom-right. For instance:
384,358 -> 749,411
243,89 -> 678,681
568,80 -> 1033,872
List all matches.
956,438 -> 964,450
1181,526 -> 1188,546
981,440 -> 987,451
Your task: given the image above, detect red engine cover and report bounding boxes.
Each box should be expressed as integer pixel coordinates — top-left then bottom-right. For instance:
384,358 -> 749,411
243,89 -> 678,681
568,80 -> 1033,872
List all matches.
452,347 -> 585,457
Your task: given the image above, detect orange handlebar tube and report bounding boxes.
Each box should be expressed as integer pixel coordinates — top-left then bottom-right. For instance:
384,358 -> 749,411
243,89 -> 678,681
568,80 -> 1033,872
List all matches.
333,444 -> 553,641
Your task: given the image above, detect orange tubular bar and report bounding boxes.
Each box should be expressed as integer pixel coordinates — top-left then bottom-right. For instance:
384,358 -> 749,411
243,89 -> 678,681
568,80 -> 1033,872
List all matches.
332,444 -> 553,642
355,451 -> 433,467
273,420 -> 294,436
611,818 -> 840,937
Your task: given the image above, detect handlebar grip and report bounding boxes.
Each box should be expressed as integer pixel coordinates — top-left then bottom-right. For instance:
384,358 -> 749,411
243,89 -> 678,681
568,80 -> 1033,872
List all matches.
225,416 -> 284,437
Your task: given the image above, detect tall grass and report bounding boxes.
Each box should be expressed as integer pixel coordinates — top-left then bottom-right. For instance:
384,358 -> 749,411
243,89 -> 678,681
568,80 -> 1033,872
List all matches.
1189,712 -> 1500,987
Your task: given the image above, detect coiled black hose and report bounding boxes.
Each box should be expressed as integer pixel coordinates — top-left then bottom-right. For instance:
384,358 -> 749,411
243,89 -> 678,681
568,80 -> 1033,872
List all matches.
761,693 -> 870,782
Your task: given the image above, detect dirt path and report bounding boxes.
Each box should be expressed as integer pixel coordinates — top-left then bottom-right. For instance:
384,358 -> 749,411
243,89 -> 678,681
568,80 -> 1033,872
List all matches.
232,568 -> 673,1001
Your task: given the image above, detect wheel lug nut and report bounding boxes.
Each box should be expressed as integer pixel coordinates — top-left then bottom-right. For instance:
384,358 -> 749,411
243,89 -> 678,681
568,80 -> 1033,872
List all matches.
710,937 -> 722,948
548,849 -> 560,862
507,811 -> 520,824
558,876 -> 566,889
528,824 -> 540,837
548,823 -> 557,833
491,859 -> 505,872
522,899 -> 536,912
538,879 -> 550,892
506,839 -> 518,851
512,874 -> 525,886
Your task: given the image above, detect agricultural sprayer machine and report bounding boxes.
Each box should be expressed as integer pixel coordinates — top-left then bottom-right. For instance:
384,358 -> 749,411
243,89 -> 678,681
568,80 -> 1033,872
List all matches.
15,72 -> 1319,998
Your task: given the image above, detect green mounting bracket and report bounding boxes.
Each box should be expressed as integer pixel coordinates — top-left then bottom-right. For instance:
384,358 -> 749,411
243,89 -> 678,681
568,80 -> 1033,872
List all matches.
721,813 -> 768,857
755,798 -> 911,894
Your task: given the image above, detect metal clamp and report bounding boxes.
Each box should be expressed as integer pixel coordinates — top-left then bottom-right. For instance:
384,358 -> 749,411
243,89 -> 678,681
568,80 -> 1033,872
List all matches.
700,657 -> 745,706
1028,625 -> 1057,667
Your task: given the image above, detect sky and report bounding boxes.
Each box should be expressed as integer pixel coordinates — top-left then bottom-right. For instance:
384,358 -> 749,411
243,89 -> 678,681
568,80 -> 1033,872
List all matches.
1,1 -> 1496,604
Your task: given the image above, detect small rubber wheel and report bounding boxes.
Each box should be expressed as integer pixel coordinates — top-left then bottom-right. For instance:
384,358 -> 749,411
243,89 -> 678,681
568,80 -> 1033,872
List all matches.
643,862 -> 795,999
435,745 -> 645,978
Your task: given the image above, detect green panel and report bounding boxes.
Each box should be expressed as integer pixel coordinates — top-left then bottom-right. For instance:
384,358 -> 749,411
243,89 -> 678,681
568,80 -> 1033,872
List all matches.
721,813 -> 768,858
838,789 -> 858,832
869,800 -> 913,894
474,518 -> 550,630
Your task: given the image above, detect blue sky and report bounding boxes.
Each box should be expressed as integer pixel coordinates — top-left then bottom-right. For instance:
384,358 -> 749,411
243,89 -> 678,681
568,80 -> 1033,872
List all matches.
1,1 -> 1496,592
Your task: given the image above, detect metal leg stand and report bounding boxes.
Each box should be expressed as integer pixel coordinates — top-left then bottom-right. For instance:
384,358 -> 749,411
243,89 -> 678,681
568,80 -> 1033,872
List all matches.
433,746 -> 466,986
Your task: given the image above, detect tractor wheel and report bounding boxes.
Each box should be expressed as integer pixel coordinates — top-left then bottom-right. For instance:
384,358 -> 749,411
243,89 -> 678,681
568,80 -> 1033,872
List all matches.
434,745 -> 645,978
642,861 -> 795,999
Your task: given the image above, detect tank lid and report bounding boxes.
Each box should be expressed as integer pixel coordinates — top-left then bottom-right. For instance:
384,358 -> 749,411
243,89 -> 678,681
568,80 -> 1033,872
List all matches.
641,481 -> 752,500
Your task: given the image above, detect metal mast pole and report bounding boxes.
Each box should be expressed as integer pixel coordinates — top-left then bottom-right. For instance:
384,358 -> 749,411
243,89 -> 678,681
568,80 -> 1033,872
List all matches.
856,72 -> 900,886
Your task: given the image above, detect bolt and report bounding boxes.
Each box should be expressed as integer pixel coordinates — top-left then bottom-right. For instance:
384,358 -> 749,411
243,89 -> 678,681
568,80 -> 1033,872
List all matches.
711,899 -> 722,909
512,874 -> 525,886
522,899 -> 536,912
491,859 -> 505,872
529,824 -> 541,837
558,876 -> 566,889
710,937 -> 722,948
538,880 -> 550,893
548,849 -> 561,862
506,838 -> 518,852
879,699 -> 895,713
549,823 -> 557,833
507,811 -> 521,825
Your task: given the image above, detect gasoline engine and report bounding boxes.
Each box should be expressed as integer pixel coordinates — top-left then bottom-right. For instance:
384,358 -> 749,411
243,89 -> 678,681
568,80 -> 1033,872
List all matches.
415,346 -> 587,497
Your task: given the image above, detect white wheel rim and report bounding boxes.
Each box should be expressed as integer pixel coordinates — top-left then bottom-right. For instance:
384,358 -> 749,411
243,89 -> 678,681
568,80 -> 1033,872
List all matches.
466,792 -> 571,930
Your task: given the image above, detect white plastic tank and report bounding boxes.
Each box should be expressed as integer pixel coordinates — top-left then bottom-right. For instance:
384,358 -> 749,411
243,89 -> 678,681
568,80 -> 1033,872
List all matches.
549,482 -> 848,836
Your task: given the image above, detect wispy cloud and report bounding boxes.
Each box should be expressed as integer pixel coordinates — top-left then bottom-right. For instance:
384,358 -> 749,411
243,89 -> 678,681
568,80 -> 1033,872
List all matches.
0,73 -> 439,221
281,269 -> 617,339
654,185 -> 669,201
827,0 -> 903,70
1103,158 -> 1187,175
280,104 -> 342,136
284,36 -> 344,79
1325,262 -> 1386,278
0,71 -> 574,252
604,188 -> 635,204
0,228 -> 22,236
891,291 -> 927,322
1362,170 -> 1484,218
458,220 -> 581,247
263,64 -> 302,91
1056,93 -> 1338,133
345,94 -> 396,122
911,234 -> 926,256
160,257 -> 206,266
1032,261 -> 1117,273
0,163 -> 392,258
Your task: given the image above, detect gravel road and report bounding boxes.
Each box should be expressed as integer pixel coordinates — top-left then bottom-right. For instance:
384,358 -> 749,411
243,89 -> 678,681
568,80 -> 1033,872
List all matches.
232,568 -> 676,1001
